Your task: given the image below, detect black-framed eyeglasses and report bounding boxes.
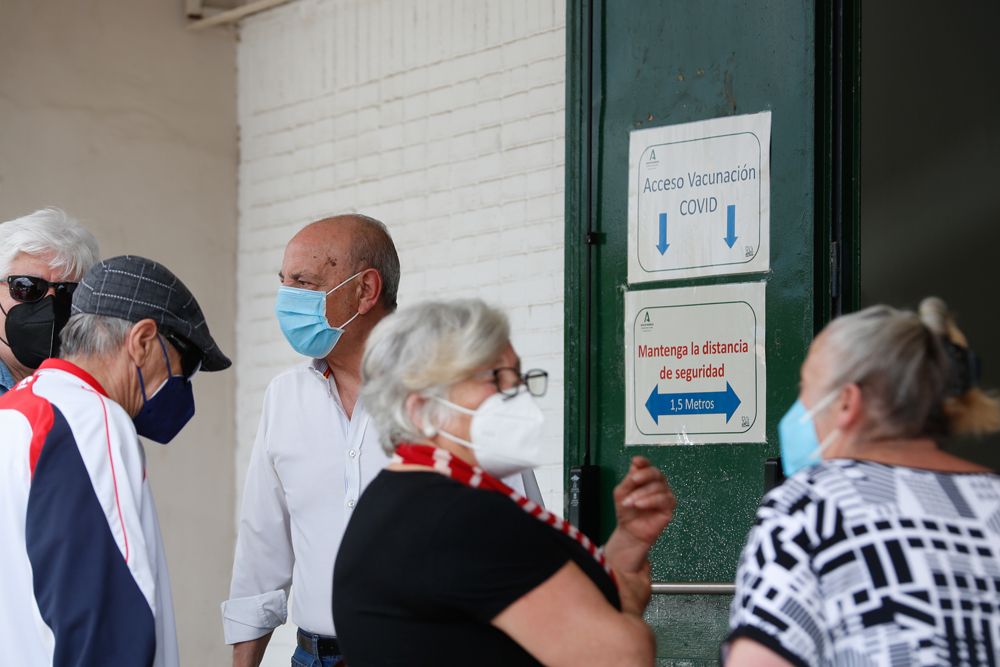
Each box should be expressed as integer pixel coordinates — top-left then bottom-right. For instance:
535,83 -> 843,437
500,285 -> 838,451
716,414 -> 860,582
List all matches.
2,275 -> 78,305
487,367 -> 548,398
161,330 -> 203,379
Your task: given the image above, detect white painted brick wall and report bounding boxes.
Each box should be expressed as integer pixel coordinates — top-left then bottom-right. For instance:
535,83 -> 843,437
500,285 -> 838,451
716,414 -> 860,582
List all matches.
236,2 -> 565,661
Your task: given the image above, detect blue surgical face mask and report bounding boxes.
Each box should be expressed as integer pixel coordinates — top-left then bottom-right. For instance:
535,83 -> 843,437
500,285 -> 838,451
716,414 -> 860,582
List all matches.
778,390 -> 840,478
133,336 -> 195,445
275,271 -> 363,358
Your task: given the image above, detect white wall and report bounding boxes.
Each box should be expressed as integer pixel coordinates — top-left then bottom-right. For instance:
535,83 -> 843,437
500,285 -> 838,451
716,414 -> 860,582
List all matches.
236,0 -> 565,661
0,1 -> 237,665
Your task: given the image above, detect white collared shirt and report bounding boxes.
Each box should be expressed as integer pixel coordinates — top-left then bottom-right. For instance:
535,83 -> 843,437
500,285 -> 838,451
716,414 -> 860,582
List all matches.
223,360 -> 383,641
223,360 -> 542,642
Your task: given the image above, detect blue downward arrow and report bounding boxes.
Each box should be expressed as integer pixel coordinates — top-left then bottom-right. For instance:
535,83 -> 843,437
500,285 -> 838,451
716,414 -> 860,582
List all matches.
656,212 -> 670,255
645,382 -> 742,423
724,204 -> 738,249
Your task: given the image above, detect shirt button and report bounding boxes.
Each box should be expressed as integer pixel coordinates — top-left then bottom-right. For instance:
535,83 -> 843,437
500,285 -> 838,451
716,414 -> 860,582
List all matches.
349,449 -> 357,458
347,499 -> 356,508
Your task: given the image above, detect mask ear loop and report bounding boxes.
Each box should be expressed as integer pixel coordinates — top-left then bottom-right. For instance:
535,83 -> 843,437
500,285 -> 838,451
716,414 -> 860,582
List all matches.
136,335 -> 176,404
816,428 -> 841,457
803,388 -> 844,464
137,364 -> 150,403
325,270 -> 367,330
799,388 -> 841,424
325,269 -> 366,296
430,394 -> 477,416
337,310 -> 362,330
425,395 -> 478,447
157,334 -> 176,377
0,300 -> 10,348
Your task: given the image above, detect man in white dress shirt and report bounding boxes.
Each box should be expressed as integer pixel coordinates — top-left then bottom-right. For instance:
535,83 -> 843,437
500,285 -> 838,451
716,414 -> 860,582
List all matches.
223,214 -> 542,667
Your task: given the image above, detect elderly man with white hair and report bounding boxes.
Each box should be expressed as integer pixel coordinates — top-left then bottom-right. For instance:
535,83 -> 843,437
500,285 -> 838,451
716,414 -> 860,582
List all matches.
0,255 -> 231,666
0,207 -> 100,395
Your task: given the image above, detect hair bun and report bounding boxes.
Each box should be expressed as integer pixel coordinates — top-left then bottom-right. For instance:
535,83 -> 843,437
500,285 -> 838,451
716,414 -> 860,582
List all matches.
917,297 -> 999,436
919,296 -> 969,346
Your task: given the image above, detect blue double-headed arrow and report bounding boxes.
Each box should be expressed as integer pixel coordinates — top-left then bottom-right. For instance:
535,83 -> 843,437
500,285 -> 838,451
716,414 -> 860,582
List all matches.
645,382 -> 742,423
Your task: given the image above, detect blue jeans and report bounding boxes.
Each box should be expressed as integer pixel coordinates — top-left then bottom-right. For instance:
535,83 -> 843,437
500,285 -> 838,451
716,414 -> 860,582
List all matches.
291,644 -> 343,667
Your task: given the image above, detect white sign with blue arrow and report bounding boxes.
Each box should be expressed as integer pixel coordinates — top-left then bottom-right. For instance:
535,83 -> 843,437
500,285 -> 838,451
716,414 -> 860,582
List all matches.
624,282 -> 766,445
628,111 -> 771,283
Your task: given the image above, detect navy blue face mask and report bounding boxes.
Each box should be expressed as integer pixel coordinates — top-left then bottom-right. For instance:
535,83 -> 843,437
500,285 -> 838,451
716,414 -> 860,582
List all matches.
133,336 -> 195,444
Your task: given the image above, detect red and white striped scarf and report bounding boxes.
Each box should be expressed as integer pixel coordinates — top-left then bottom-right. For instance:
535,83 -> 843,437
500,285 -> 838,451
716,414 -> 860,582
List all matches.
392,443 -> 613,578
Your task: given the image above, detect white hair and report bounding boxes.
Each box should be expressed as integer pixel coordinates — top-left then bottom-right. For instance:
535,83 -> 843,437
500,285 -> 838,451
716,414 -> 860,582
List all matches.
0,208 -> 100,280
59,313 -> 133,358
818,298 -> 999,439
361,299 -> 511,454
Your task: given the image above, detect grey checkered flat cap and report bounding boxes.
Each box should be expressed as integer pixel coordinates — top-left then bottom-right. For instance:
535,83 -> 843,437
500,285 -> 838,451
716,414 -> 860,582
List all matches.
72,255 -> 232,372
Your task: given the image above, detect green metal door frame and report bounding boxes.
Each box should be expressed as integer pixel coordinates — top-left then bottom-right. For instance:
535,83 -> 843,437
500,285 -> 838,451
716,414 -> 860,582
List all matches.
817,0 -> 862,324
563,0 -> 862,661
563,0 -> 863,529
563,0 -> 594,482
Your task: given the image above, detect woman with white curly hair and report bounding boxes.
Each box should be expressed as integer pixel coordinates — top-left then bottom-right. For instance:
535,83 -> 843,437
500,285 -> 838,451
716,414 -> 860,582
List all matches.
333,298 -> 676,666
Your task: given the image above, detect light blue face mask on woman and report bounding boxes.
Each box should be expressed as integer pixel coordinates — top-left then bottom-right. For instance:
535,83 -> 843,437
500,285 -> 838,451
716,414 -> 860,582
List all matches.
777,390 -> 841,478
275,270 -> 363,358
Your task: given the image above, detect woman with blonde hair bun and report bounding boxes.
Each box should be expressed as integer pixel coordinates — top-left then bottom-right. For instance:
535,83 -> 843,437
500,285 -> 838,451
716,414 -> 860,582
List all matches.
725,297 -> 1000,667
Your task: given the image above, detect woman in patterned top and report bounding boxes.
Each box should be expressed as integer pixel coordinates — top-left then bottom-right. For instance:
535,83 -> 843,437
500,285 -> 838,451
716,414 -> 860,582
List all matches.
726,297 -> 1000,667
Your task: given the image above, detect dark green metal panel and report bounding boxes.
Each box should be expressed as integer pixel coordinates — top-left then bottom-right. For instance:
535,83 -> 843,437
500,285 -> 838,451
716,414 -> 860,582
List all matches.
565,0 -> 837,661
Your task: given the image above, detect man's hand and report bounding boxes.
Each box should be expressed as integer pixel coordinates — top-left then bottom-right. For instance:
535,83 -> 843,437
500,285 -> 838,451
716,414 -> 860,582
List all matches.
604,457 -> 676,573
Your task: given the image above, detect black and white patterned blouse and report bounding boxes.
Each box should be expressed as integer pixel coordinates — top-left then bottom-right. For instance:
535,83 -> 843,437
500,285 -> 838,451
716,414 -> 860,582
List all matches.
728,459 -> 1000,666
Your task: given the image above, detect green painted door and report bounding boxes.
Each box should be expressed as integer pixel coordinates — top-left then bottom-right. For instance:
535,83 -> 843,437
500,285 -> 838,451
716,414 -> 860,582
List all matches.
564,1 -> 850,663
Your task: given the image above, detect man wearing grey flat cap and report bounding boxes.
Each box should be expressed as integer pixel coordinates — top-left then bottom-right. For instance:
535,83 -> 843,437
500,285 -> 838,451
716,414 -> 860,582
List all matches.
0,255 -> 231,667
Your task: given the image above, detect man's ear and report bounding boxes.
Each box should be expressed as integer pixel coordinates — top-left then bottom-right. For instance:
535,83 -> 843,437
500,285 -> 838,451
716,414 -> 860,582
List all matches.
356,269 -> 384,315
834,383 -> 865,431
125,319 -> 160,367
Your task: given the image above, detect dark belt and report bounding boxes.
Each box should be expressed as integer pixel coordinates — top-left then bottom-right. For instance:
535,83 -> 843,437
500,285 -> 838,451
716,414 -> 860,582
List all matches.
296,628 -> 341,657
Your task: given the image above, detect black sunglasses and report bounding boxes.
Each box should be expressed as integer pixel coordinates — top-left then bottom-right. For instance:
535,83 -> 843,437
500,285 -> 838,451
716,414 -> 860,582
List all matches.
3,275 -> 78,304
161,330 -> 203,379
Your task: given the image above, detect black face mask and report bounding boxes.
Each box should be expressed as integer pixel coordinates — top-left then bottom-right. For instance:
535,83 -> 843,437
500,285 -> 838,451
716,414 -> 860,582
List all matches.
0,296 -> 71,369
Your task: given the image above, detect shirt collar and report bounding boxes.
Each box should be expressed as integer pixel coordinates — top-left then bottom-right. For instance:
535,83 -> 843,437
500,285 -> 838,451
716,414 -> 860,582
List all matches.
37,359 -> 110,397
0,359 -> 14,394
307,358 -> 368,421
309,357 -> 334,379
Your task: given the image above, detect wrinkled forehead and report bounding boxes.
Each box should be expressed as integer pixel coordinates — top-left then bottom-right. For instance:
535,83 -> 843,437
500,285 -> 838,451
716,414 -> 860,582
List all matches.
281,231 -> 351,278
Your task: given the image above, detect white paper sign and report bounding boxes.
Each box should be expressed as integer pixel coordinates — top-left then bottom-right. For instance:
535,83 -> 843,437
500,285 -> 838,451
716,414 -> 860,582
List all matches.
628,112 -> 771,283
624,283 -> 766,445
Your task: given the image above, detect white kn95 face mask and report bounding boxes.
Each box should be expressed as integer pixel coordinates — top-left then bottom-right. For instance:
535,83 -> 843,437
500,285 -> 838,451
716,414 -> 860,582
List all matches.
430,391 -> 546,478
